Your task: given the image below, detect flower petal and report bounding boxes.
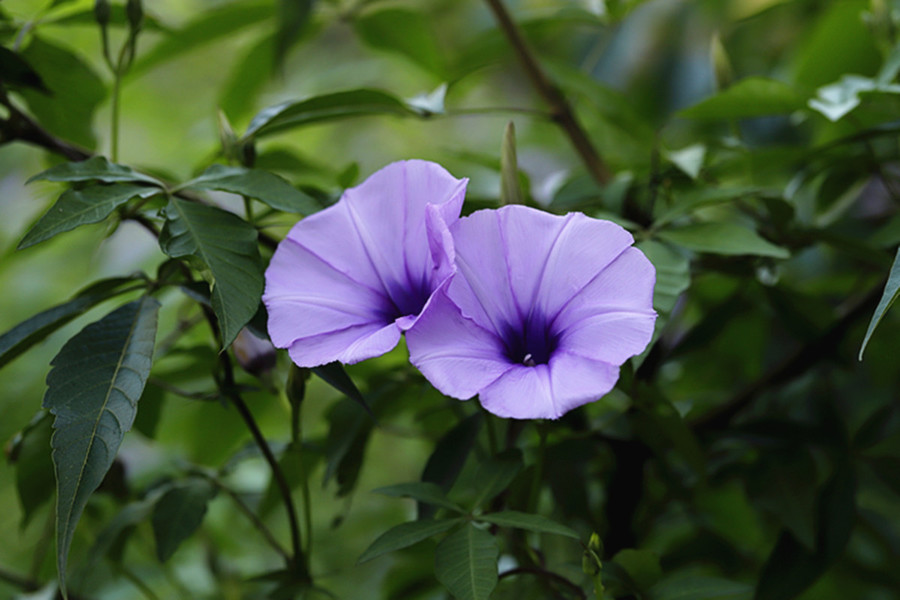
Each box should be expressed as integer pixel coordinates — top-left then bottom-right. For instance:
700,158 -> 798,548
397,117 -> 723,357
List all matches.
264,160 -> 468,367
553,247 -> 657,327
558,310 -> 656,365
479,352 -> 618,419
407,289 -> 512,399
287,322 -> 401,367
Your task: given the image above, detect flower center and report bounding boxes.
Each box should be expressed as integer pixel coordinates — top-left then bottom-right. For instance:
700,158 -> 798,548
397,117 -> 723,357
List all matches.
501,314 -> 558,367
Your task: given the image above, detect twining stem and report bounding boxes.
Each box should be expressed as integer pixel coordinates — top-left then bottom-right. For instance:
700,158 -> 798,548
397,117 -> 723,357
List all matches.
498,566 -> 587,600
197,472 -> 291,562
483,0 -> 612,186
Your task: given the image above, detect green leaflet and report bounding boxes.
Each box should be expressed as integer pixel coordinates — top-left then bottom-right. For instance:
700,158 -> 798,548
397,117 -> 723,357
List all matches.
357,518 -> 462,564
152,479 -> 217,562
434,523 -> 498,600
0,276 -> 144,369
18,183 -> 160,249
44,297 -> 159,595
678,77 -> 806,121
373,482 -> 465,513
159,197 -> 264,348
179,164 -> 319,214
27,156 -> 164,185
859,247 -> 900,359
477,510 -> 579,540
242,89 -> 420,140
658,222 -> 789,259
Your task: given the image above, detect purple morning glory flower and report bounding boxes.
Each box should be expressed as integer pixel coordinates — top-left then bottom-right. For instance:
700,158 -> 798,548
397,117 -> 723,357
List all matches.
263,160 -> 468,367
407,205 -> 656,420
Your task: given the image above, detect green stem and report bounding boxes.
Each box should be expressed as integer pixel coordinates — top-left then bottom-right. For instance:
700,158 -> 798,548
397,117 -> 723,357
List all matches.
111,71 -> 121,161
527,423 -> 548,513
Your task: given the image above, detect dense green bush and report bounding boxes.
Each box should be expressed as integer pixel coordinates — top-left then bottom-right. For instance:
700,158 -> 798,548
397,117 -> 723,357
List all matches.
2,0 -> 900,599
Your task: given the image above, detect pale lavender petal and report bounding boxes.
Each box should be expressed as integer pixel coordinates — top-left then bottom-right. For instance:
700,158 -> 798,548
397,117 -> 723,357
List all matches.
407,289 -> 513,399
264,237 -> 392,349
479,352 -> 619,419
553,247 -> 657,327
264,160 -> 467,367
557,311 -> 656,365
287,322 -> 401,367
443,209 -> 522,335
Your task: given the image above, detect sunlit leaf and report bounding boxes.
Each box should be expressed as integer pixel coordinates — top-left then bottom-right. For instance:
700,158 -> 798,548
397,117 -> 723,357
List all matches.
152,479 -> 217,562
159,197 -> 263,348
18,183 -> 160,249
357,518 -> 462,564
180,164 -> 319,214
242,89 -> 420,140
434,523 -> 498,600
859,247 -> 900,359
44,297 -> 159,595
27,156 -> 163,186
353,7 -> 446,77
658,222 -> 789,259
19,36 -> 105,148
679,78 -> 805,120
477,510 -> 579,539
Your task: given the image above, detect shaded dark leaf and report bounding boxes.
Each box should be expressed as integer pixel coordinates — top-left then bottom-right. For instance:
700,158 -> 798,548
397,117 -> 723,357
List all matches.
152,479 -> 217,562
434,523 -> 498,600
358,518 -> 462,564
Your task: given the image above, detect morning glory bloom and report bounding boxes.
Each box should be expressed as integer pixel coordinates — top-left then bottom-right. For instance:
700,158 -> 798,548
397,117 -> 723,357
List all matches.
407,205 -> 656,419
263,160 -> 468,367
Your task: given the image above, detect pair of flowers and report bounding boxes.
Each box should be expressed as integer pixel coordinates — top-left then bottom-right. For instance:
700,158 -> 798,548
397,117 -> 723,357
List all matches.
263,160 -> 656,419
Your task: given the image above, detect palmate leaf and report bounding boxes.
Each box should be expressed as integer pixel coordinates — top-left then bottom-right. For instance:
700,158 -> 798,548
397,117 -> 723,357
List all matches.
242,89 -> 420,140
0,276 -> 144,369
434,523 -> 498,600
159,197 -> 264,348
43,297 -> 159,595
180,164 -> 319,214
357,518 -> 462,564
27,156 -> 164,186
18,183 -> 161,249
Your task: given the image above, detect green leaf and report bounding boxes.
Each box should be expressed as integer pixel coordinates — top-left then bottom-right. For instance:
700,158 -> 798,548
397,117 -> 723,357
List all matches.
18,183 -> 160,249
499,122 -> 522,206
665,144 -> 706,179
658,222 -> 789,259
420,413 -> 482,518
312,362 -> 371,416
468,449 -> 523,508
9,413 -> 55,528
0,276 -> 143,369
612,549 -> 663,592
159,197 -> 263,348
180,164 -> 319,214
859,247 -> 900,359
27,156 -> 163,186
477,510 -> 579,540
353,7 -> 446,77
434,523 -> 498,600
748,449 -> 818,550
323,398 -> 374,497
808,74 -> 900,122
19,36 -> 105,148
242,89 -> 419,140
374,482 -> 464,513
274,0 -> 315,68
0,45 -> 49,92
357,518 -> 462,564
678,77 -> 805,120
635,240 -> 690,314
219,35 -> 275,122
152,479 -> 217,562
649,575 -> 752,600
131,1 -> 274,76
43,297 -> 159,595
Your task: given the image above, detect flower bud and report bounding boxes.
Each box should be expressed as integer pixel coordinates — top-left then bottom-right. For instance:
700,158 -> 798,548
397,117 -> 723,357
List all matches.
93,0 -> 111,27
233,328 -> 277,377
126,0 -> 144,31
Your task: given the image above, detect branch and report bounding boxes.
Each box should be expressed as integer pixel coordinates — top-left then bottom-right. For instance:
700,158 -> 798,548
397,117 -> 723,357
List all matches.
483,0 -> 611,186
0,100 -> 91,161
691,282 -> 882,432
499,566 -> 587,600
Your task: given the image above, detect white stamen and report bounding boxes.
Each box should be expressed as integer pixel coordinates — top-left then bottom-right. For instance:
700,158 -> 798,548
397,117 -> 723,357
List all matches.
522,353 -> 536,367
